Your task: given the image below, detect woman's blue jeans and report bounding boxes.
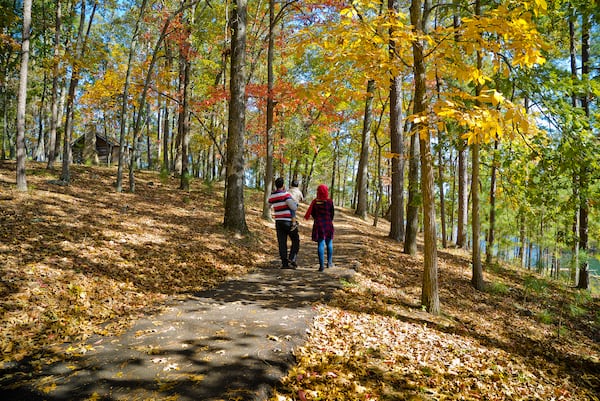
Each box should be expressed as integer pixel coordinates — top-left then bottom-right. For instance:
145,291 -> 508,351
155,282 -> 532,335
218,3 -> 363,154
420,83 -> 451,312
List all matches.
317,238 -> 333,268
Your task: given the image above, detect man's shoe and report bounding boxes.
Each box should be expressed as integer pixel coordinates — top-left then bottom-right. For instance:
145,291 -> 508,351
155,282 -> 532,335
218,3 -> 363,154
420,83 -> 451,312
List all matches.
318,266 -> 324,272
289,259 -> 298,268
282,264 -> 294,269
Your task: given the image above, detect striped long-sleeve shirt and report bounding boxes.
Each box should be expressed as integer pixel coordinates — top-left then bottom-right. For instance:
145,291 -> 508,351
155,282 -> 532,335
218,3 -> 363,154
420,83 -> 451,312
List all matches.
268,189 -> 297,221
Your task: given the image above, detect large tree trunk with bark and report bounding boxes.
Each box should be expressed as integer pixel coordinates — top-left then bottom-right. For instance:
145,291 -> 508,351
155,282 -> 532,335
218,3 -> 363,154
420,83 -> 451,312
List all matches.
410,0 -> 439,315
84,125 -> 99,165
388,0 -> 405,241
355,79 -> 375,219
223,0 -> 249,234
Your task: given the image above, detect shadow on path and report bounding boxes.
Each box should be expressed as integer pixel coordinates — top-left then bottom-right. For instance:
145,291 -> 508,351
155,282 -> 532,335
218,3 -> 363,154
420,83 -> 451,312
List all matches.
0,214 -> 360,401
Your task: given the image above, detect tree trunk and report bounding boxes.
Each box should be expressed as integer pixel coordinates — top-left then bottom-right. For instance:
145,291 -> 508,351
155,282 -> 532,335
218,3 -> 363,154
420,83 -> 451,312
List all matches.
437,142 -> 447,248
262,0 -> 276,221
355,79 -> 375,219
410,0 -> 438,315
162,96 -> 170,172
449,152 -> 456,244
454,4 -> 468,249
373,129 -> 384,227
46,0 -> 61,170
179,45 -> 191,191
331,133 -> 338,201
404,132 -> 419,255
519,208 -> 526,269
457,142 -> 468,247
16,0 -> 32,191
61,0 -> 96,183
486,139 -> 498,264
126,1 -> 195,192
471,142 -> 484,289
84,124 -> 99,165
223,0 -> 249,234
568,9 -> 580,285
33,78 -> 47,162
471,0 -> 484,291
388,11 -> 405,241
116,0 -> 147,192
576,10 -> 590,290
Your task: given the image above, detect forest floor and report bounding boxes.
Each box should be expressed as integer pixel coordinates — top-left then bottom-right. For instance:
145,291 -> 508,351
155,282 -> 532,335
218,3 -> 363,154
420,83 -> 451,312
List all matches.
0,161 -> 599,400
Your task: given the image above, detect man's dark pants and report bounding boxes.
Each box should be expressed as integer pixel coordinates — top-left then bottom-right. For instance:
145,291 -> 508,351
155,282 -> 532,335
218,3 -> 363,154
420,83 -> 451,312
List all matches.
275,220 -> 300,267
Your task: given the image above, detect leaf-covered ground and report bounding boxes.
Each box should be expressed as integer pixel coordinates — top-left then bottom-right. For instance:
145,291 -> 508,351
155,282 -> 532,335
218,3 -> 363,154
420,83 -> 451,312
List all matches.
271,216 -> 600,400
0,161 -> 273,367
1,162 -> 599,400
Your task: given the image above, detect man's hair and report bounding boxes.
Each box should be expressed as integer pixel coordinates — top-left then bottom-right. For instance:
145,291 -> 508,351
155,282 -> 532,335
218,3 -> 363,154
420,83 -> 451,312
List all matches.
291,179 -> 299,188
275,177 -> 284,189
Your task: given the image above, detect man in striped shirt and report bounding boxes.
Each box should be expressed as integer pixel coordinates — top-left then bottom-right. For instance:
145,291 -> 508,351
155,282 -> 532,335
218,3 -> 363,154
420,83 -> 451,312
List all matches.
268,177 -> 300,269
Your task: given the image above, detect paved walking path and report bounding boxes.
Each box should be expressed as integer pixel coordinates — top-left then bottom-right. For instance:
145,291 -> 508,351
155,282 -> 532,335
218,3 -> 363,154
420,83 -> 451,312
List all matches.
0,213 -> 363,401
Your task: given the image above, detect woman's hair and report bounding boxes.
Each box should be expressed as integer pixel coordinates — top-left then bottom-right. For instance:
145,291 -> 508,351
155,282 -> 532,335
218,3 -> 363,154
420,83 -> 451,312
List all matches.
317,184 -> 329,200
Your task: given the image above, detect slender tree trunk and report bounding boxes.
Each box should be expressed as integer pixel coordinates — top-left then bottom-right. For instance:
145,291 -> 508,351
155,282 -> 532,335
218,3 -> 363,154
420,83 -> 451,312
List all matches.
33,78 -> 47,161
179,49 -> 191,191
567,9 -> 580,284
388,16 -> 405,241
173,51 -> 185,177
470,0 -> 484,290
341,154 -> 350,207
404,132 -> 419,255
519,208 -> 526,268
576,10 -> 590,290
61,0 -> 96,183
457,143 -> 468,247
355,79 -> 375,219
46,0 -> 61,169
116,0 -> 147,192
304,150 -> 319,194
162,97 -> 170,172
126,1 -> 196,192
486,139 -> 498,264
454,6 -> 468,249
437,142 -> 447,248
262,0 -> 276,220
1,73 -> 7,160
471,141 -> 484,289
223,0 -> 249,233
16,0 -> 32,191
373,131 -> 384,227
331,133 -> 338,200
449,152 -> 456,244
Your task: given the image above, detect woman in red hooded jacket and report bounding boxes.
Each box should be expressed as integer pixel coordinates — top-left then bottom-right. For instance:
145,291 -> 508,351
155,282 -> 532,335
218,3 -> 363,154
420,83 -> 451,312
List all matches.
304,184 -> 334,272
